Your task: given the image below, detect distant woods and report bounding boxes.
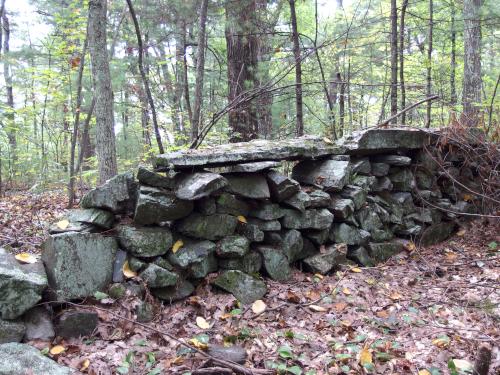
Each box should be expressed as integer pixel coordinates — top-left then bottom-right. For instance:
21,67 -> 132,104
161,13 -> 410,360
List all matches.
0,0 -> 498,197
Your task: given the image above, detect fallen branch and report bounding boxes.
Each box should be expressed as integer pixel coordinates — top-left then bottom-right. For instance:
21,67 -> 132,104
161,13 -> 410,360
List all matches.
376,95 -> 439,127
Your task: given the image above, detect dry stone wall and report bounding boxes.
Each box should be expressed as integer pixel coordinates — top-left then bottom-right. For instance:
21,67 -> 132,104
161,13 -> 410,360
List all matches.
0,128 -> 482,348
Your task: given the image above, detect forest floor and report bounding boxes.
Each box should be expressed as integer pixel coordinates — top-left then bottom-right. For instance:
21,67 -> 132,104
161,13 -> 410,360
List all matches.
0,190 -> 499,375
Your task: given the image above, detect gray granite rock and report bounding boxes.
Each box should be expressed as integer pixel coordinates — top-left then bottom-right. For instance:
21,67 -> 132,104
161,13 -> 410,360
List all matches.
372,177 -> 393,192
371,228 -> 394,242
340,185 -> 367,210
238,223 -> 265,242
112,249 -> 128,283
190,253 -> 218,278
351,157 -> 371,175
135,301 -> 154,323
343,128 -> 430,153
299,238 -> 319,260
372,155 -> 412,166
330,223 -> 370,245
23,307 -> 54,341
280,229 -> 304,262
292,159 -> 351,192
209,161 -> 282,173
257,246 -> 291,281
304,228 -> 329,246
116,225 -> 172,258
81,171 -> 137,213
66,208 -> 114,230
0,248 -> 47,320
215,193 -> 250,216
0,319 -> 25,344
307,190 -> 331,208
55,311 -> 98,338
303,247 -> 347,274
371,162 -> 390,177
368,241 -> 404,262
347,246 -> 375,267
281,208 -> 333,230
42,233 -> 116,301
216,236 -> 250,258
175,172 -> 227,200
139,264 -> 179,288
168,239 -> 216,269
0,342 -> 72,375
356,207 -> 383,232
225,174 -> 270,199
282,191 -> 311,212
415,169 -> 435,190
351,175 -> 377,190
137,166 -> 176,189
419,222 -> 456,246
330,198 -> 355,220
218,252 -> 262,274
176,213 -> 238,240
389,168 -> 415,192
195,197 -> 217,215
266,170 -> 300,202
248,203 -> 285,220
213,270 -> 267,304
247,218 -> 281,231
152,279 -> 195,303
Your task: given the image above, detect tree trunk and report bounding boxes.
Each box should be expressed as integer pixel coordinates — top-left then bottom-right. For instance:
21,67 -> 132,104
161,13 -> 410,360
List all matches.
88,0 -> 117,184
289,0 -> 303,136
426,0 -> 433,128
450,1 -> 457,106
225,0 -> 259,142
399,0 -> 408,124
126,0 -> 164,154
191,0 -> 209,142
389,0 -> 398,122
462,0 -> 483,126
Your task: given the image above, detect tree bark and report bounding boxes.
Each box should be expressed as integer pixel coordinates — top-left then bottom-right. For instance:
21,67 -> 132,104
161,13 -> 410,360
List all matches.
126,0 -> 164,154
88,0 -> 118,184
399,0 -> 408,124
426,0 -> 433,128
289,0 -> 303,136
450,0 -> 457,106
191,0 -> 209,142
389,0 -> 398,123
462,0 -> 483,126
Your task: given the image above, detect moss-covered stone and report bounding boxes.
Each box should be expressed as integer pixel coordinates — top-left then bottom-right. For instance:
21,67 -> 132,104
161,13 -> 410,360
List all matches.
218,251 -> 262,274
139,264 -> 179,288
176,213 -> 238,240
152,279 -> 195,303
281,208 -> 333,230
216,236 -> 250,258
116,225 -> 172,258
213,270 -> 267,304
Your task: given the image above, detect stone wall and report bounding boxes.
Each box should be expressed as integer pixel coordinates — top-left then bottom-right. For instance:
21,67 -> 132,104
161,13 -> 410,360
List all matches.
0,128 -> 482,344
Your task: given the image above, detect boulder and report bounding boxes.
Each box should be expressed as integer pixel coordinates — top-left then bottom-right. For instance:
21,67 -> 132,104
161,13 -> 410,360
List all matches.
356,207 -> 383,232
371,162 -> 390,177
213,270 -> 267,304
216,236 -> 250,258
195,197 -> 216,215
135,301 -> 154,323
55,311 -> 98,338
307,190 -> 331,208
248,203 -> 284,220
257,247 -> 291,281
116,225 -> 172,258
0,248 -> 47,320
81,171 -> 137,213
351,175 -> 376,190
65,208 -> 114,230
371,228 -> 394,242
303,247 -> 348,274
219,252 -> 262,274
347,247 -> 375,267
176,213 -> 238,240
303,229 -> 329,246
372,177 -> 393,192
139,264 -> 179,288
368,241 -> 404,262
137,166 -> 176,189
128,257 -> 147,273
299,238 -> 319,260
134,187 -> 194,225
212,161 -> 282,173
340,185 -> 367,210
280,229 -> 304,262
190,254 -> 218,278
350,157 -> 371,175
152,279 -> 195,303
238,223 -> 265,242
266,171 -> 300,202
415,169 -> 435,190
343,128 -> 430,153
372,155 -> 412,166
42,232 -> 117,301
168,239 -> 216,269
0,342 -> 72,375
175,172 -> 227,200
282,191 -> 311,212
22,307 -> 54,341
292,159 -> 351,192
112,249 -> 128,283
388,168 -> 415,192
225,174 -> 270,199
419,222 -> 456,246
0,319 -> 25,344
391,192 -> 416,214
330,198 -> 355,220
247,218 -> 281,231
281,208 -> 333,230
330,223 -> 370,245
215,193 -> 250,216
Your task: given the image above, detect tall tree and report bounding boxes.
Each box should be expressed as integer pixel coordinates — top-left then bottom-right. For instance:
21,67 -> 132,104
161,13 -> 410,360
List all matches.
191,0 -> 209,142
225,0 -> 259,142
426,0 -> 433,128
289,0 -> 303,136
450,0 -> 457,107
462,0 -> 483,126
399,0 -> 409,123
88,0 -> 118,184
389,0 -> 398,123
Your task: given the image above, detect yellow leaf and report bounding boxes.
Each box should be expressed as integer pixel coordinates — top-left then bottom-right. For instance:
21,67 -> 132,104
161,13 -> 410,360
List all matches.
456,229 -> 466,237
251,300 -> 266,314
219,313 -> 232,320
404,241 -> 416,252
365,278 -> 376,285
313,273 -> 324,280
418,370 -> 431,375
80,359 -> 90,372
309,304 -> 327,312
342,287 -> 351,295
172,239 -> 184,253
351,267 -> 362,273
450,359 -> 473,372
432,335 -> 450,348
188,338 -> 208,350
237,215 -> 247,223
50,345 -> 66,355
463,194 -> 473,202
359,347 -> 373,367
196,316 -> 210,329
341,320 -> 352,327
172,356 -> 185,364
56,219 -> 69,230
389,291 -> 402,300
122,261 -> 137,279
323,137 -> 333,144
14,253 -> 37,264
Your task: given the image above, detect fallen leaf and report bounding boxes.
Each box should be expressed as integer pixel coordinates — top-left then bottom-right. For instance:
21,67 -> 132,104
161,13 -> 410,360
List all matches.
172,356 -> 185,364
389,291 -> 402,300
122,261 -> 137,279
334,302 -> 348,312
376,310 -> 389,318
418,370 -> 431,375
196,316 -> 210,329
14,253 -> 37,264
323,137 -> 333,144
237,215 -> 247,223
351,267 -> 362,273
286,290 -> 301,303
432,335 -> 451,348
365,278 -> 376,285
309,305 -> 327,312
463,194 -> 473,202
456,229 -> 466,237
313,273 -> 324,280
404,241 -> 416,252
252,300 -> 266,314
56,219 -> 69,230
450,359 -> 473,372
80,359 -> 90,372
188,338 -> 208,350
359,346 -> 373,367
50,345 -> 66,355
172,239 -> 184,253
342,287 -> 351,295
